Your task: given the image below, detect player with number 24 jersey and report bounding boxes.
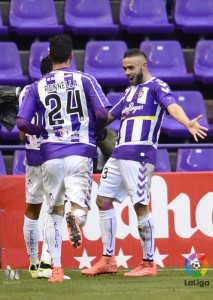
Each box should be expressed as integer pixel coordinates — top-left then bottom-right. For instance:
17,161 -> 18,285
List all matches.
18,70 -> 111,162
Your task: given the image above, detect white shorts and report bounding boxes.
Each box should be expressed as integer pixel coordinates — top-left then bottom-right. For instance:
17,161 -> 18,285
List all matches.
25,165 -> 45,204
98,158 -> 154,205
42,156 -> 93,213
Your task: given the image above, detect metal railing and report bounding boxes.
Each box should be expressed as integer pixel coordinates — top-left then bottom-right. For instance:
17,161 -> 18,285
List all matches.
0,143 -> 213,151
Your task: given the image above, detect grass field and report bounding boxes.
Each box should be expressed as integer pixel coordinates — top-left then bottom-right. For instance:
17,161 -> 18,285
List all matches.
0,268 -> 212,300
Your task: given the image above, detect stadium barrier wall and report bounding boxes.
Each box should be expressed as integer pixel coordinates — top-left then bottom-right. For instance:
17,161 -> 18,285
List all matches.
0,173 -> 212,270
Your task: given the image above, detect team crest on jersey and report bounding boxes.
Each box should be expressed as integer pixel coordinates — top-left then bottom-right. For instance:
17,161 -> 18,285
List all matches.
137,88 -> 144,99
167,96 -> 172,101
55,128 -> 70,140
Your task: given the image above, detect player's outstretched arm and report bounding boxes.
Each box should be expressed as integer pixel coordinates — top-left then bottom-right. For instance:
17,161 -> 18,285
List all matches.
186,115 -> 208,142
167,103 -> 208,142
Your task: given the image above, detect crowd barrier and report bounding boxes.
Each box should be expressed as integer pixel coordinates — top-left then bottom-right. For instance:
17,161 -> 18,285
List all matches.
0,172 -> 212,270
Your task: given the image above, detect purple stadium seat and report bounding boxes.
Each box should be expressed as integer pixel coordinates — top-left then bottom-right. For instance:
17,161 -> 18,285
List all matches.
106,92 -> 124,133
28,41 -> 77,81
0,125 -> 20,142
12,150 -> 27,175
174,0 -> 213,33
140,40 -> 194,85
161,91 -> 209,138
9,0 -> 63,35
0,151 -> 6,175
0,9 -> 8,36
64,0 -> 119,35
84,41 -> 129,86
194,40 -> 213,84
0,42 -> 29,86
155,149 -> 171,172
176,148 -> 213,172
119,0 -> 174,34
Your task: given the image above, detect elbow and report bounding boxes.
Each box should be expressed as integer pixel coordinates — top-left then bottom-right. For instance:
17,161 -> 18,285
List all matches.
16,118 -> 24,131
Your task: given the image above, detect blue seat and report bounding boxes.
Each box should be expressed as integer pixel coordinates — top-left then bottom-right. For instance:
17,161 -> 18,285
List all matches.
0,125 -> 20,142
155,149 -> 171,172
106,92 -> 124,133
12,150 -> 27,175
0,42 -> 29,86
161,91 -> 209,138
28,41 -> 77,81
194,40 -> 213,84
176,148 -> 213,172
140,40 -> 194,85
64,0 -> 119,35
84,41 -> 129,86
9,0 -> 63,35
0,9 -> 8,36
0,151 -> 6,175
119,0 -> 174,34
174,0 -> 213,33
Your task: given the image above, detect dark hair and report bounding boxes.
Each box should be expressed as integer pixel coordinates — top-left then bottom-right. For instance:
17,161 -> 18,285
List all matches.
123,48 -> 147,60
49,34 -> 73,63
40,56 -> 53,76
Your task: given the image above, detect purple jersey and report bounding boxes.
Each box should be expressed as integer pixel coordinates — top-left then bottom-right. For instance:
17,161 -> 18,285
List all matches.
18,68 -> 111,162
110,77 -> 176,165
18,85 -> 43,166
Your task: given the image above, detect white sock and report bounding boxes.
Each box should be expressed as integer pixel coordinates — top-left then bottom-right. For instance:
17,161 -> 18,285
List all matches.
40,216 -> 51,265
23,216 -> 39,265
45,214 -> 63,268
99,208 -> 116,256
138,213 -> 155,261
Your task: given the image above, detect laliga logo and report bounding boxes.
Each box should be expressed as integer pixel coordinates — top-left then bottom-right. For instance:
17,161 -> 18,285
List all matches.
184,253 -> 210,287
185,253 -> 209,278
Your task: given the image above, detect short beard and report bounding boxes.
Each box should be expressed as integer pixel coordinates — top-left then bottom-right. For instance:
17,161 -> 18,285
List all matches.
134,69 -> 143,86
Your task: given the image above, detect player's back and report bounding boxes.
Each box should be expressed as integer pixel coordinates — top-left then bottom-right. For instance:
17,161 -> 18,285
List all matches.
36,68 -> 110,161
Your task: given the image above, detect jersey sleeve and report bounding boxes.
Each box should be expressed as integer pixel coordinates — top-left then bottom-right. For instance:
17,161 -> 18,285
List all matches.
18,82 -> 39,121
154,79 -> 176,110
82,74 -> 112,111
18,85 -> 28,108
109,94 -> 126,119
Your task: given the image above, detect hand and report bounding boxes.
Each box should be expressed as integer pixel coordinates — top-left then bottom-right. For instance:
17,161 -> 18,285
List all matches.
187,115 -> 208,142
96,128 -> 108,142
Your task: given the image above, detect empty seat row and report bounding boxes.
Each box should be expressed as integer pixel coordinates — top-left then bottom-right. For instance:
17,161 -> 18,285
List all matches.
1,148 -> 213,175
1,39 -> 213,86
1,0 -> 213,37
1,90 -> 212,143
155,148 -> 213,172
0,150 -> 26,175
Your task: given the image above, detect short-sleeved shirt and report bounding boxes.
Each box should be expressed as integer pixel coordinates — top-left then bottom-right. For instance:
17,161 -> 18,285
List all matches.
110,77 -> 176,165
18,85 -> 43,166
18,68 -> 111,162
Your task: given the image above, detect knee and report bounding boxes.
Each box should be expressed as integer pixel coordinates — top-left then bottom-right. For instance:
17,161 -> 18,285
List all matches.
96,195 -> 113,210
134,203 -> 150,218
25,203 -> 42,220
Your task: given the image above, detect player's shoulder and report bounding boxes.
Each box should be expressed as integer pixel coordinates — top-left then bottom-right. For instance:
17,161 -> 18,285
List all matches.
19,84 -> 30,97
80,70 -> 96,81
147,77 -> 171,92
150,77 -> 169,87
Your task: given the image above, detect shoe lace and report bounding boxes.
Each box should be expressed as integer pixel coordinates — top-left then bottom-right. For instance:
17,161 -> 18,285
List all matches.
142,261 -> 153,268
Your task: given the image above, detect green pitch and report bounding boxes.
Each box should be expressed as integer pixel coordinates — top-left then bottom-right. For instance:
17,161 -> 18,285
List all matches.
0,268 -> 212,300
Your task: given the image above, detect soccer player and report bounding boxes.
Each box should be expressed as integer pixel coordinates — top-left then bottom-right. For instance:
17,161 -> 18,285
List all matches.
81,49 -> 208,277
19,56 -> 55,279
17,34 -> 111,283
